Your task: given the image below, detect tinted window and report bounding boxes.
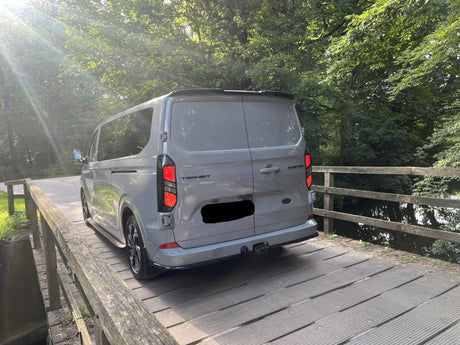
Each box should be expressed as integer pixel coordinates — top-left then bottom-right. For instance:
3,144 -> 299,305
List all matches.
171,102 -> 248,151
114,109 -> 152,158
88,131 -> 98,162
244,101 -> 301,148
98,120 -> 117,161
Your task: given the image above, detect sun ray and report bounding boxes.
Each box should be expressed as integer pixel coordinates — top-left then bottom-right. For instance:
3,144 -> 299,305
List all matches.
0,2 -> 129,176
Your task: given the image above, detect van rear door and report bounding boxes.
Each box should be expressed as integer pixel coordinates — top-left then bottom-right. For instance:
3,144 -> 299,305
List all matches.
167,96 -> 255,248
243,96 -> 309,236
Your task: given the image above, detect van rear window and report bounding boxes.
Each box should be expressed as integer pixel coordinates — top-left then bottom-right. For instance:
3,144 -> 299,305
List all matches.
171,102 -> 248,151
244,101 -> 301,148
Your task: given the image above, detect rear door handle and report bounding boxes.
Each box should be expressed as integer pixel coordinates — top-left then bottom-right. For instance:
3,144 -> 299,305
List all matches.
260,166 -> 280,174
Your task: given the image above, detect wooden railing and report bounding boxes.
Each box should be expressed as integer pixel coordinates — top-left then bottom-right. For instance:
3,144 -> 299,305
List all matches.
5,179 -> 178,345
312,166 -> 460,243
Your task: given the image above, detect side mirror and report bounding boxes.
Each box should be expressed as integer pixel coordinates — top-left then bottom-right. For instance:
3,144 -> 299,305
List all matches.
73,150 -> 87,164
73,149 -> 82,161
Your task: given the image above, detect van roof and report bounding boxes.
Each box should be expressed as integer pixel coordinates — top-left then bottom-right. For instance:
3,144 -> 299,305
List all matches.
167,89 -> 294,99
96,89 -> 294,127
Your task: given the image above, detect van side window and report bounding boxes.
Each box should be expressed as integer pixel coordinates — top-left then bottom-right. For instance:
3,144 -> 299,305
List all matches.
88,131 -> 98,162
98,120 -> 117,161
114,108 -> 153,158
244,101 -> 301,148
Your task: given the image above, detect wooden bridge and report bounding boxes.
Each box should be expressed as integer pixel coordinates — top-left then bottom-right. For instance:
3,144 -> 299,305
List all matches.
5,166 -> 460,345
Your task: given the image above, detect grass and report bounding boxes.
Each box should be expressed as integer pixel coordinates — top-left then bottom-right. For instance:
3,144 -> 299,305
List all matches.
0,191 -> 29,241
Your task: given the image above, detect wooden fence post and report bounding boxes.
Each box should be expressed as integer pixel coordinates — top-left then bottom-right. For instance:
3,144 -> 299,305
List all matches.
7,184 -> 14,216
324,172 -> 334,234
24,185 -> 41,249
94,316 -> 110,345
41,214 -> 61,311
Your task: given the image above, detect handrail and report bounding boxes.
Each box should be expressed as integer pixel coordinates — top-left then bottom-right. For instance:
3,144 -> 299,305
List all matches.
313,166 -> 459,178
5,179 -> 178,345
312,166 -> 460,243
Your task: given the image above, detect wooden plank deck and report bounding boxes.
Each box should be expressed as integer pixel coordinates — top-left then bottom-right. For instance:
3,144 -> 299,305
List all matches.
35,176 -> 460,345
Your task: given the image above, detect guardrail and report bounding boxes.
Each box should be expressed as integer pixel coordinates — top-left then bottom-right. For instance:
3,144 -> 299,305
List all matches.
312,166 -> 460,243
5,179 -> 178,345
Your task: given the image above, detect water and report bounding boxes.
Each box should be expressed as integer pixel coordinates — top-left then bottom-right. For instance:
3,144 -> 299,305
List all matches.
323,199 -> 460,264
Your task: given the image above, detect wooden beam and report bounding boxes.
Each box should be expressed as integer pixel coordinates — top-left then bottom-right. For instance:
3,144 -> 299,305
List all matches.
24,187 -> 41,249
4,179 -> 28,186
313,166 -> 460,178
56,258 -> 92,345
313,208 -> 460,243
26,180 -> 178,345
323,172 -> 334,234
312,186 -> 460,208
41,216 -> 62,311
7,185 -> 14,215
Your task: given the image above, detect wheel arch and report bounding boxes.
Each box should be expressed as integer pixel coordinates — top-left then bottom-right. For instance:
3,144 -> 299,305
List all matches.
119,200 -> 146,249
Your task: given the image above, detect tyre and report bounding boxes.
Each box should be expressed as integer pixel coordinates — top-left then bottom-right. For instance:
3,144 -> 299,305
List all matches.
80,190 -> 91,226
125,214 -> 157,280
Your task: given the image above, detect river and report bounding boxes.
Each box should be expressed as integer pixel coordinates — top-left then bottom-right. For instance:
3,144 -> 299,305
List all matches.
319,199 -> 460,264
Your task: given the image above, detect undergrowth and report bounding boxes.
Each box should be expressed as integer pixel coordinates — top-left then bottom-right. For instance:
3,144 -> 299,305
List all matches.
0,191 -> 29,241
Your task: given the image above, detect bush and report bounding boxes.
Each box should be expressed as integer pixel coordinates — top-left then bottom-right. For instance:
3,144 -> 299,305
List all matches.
0,191 -> 29,241
0,211 -> 29,241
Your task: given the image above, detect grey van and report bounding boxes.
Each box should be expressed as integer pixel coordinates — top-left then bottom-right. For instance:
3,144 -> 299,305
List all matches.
80,89 -> 317,279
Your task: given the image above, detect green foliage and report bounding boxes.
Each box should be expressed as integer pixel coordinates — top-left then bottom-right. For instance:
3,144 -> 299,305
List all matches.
0,191 -> 28,241
425,240 -> 460,263
0,0 -> 458,194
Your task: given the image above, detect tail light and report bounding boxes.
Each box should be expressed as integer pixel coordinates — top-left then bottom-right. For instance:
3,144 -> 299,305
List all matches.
158,155 -> 177,212
305,152 -> 312,189
159,242 -> 179,249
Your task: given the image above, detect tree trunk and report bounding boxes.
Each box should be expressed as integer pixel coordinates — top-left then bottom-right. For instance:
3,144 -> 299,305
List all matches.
4,89 -> 19,173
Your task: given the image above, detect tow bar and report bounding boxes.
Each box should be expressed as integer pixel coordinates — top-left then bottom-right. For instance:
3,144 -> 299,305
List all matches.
253,242 -> 269,255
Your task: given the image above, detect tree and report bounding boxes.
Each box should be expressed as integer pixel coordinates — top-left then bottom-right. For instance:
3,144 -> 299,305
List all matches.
323,0 -> 457,168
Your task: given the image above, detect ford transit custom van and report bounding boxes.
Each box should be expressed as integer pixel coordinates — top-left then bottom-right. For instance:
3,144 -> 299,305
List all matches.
80,89 -> 317,279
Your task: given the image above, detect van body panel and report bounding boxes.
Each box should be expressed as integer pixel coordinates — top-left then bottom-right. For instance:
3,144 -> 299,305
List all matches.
91,160 -> 115,230
167,99 -> 255,248
251,146 -> 310,235
110,156 -> 158,244
242,98 -> 308,236
172,153 -> 255,248
153,219 -> 318,268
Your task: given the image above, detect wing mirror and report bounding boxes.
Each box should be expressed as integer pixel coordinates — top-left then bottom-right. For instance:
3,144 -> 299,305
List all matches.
73,150 -> 87,164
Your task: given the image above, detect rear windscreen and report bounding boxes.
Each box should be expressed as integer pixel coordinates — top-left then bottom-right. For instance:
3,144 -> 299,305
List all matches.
244,101 -> 301,148
171,99 -> 301,151
171,102 -> 248,151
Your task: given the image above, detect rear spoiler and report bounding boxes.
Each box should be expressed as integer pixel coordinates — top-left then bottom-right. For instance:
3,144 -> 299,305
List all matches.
167,89 -> 294,99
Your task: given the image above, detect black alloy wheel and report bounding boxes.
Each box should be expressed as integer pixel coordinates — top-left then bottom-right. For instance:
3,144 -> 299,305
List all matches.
125,215 -> 150,280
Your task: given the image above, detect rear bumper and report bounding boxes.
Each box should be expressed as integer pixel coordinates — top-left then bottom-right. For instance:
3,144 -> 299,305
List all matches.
152,219 -> 317,269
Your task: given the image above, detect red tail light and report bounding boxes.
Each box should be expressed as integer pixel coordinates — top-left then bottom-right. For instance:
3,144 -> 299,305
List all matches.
164,192 -> 177,208
305,153 -> 312,189
159,242 -> 180,249
158,155 -> 177,212
163,166 -> 176,182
